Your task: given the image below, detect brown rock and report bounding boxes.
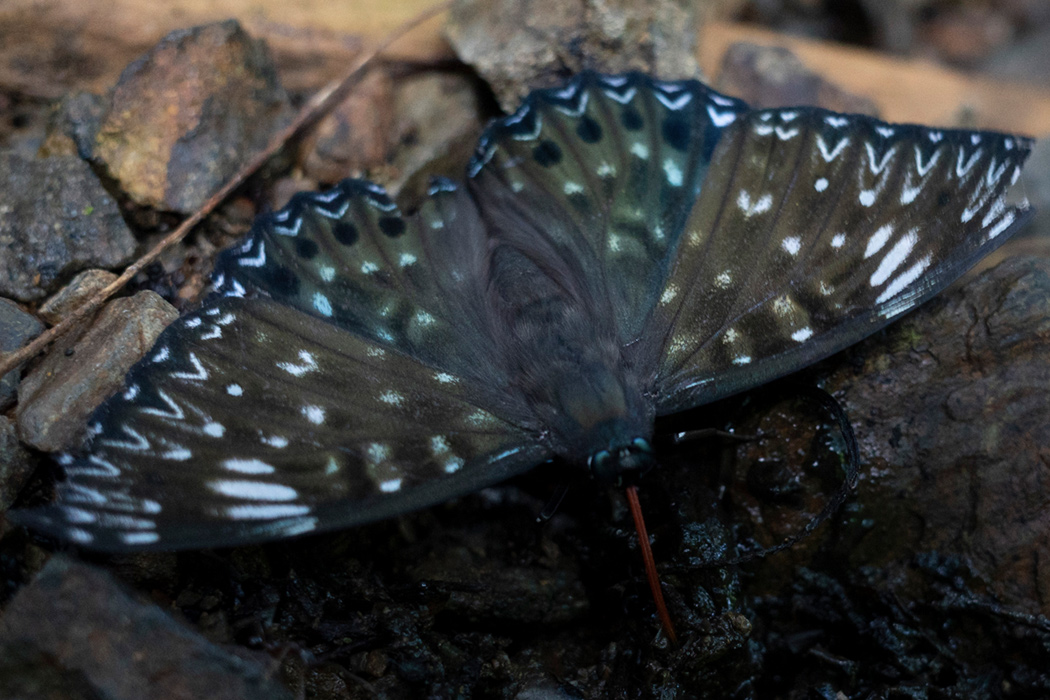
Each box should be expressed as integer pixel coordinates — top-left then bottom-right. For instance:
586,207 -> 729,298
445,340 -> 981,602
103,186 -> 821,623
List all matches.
446,0 -> 702,112
93,20 -> 294,213
388,70 -> 487,203
0,153 -> 136,302
37,269 -> 118,324
0,556 -> 294,700
299,68 -> 395,184
736,256 -> 1050,616
716,42 -> 879,114
16,291 -> 178,452
830,256 -> 1050,615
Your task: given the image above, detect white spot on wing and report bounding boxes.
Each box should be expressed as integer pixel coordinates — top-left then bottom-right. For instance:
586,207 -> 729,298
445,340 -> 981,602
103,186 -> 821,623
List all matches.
312,293 -> 333,317
791,327 -> 814,342
211,480 -> 298,501
278,349 -> 318,377
630,142 -> 649,160
864,224 -> 894,258
831,233 -> 846,248
302,405 -> 325,424
223,458 -> 275,474
203,422 -> 225,438
226,383 -> 243,396
815,177 -> 828,192
876,255 -> 932,303
781,236 -> 802,256
738,191 -> 773,217
227,504 -> 311,520
379,478 -> 402,493
870,229 -> 918,287
707,105 -> 736,127
663,158 -> 683,187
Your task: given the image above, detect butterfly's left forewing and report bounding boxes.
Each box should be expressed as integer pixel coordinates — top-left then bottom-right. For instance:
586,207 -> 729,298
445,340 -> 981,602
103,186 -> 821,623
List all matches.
650,107 -> 1032,414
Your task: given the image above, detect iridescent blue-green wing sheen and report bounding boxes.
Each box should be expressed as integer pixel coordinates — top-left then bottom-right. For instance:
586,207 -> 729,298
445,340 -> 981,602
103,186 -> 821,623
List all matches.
14,182 -> 550,551
467,72 -> 747,344
648,107 -> 1032,414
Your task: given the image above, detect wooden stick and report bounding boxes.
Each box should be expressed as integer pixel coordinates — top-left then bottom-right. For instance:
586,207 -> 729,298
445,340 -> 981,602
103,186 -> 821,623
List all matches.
0,1 -> 451,380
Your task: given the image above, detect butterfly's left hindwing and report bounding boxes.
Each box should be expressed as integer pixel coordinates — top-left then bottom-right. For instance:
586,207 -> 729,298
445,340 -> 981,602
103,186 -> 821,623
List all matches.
15,297 -> 550,551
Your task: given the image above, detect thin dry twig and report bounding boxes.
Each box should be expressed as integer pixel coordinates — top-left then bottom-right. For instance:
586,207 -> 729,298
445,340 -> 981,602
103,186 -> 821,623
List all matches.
0,2 -> 451,380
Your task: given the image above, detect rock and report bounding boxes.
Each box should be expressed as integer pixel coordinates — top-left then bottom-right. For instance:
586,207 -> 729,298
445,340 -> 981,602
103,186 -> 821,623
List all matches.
716,42 -> 879,114
0,556 -> 294,700
0,416 -> 33,511
446,0 -> 702,112
0,297 -> 44,410
37,269 -> 118,324
830,256 -> 1050,615
299,68 -> 395,184
734,256 -> 1050,617
92,20 -> 294,213
16,291 -> 178,452
37,91 -> 105,160
387,70 -> 487,204
0,152 -> 137,302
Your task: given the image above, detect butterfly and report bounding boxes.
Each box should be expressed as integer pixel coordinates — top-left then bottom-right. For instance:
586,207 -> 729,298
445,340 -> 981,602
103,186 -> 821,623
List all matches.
13,71 -> 1032,555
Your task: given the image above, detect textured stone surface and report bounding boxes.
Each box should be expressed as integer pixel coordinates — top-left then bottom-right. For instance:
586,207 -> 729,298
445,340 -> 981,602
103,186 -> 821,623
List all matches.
388,70 -> 486,203
0,300 -> 40,411
446,0 -> 701,112
0,416 -> 32,511
717,42 -> 879,114
92,19 -> 293,213
16,291 -> 178,452
0,153 -> 136,302
734,256 -> 1050,616
37,90 -> 105,160
300,68 -> 395,184
0,556 -> 294,700
37,268 -> 118,324
0,297 -> 44,410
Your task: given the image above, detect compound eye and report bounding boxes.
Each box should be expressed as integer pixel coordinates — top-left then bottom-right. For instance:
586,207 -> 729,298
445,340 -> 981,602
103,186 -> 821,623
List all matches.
632,437 -> 653,453
591,449 -> 612,471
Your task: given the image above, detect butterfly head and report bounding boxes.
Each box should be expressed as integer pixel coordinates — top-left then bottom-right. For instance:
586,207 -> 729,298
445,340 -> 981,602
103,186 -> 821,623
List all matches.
586,436 -> 655,485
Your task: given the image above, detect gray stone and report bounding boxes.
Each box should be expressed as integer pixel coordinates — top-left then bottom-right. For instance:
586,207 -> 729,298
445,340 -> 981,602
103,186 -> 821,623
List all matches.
0,152 -> 137,302
0,556 -> 294,700
0,297 -> 44,410
37,268 -> 118,324
716,42 -> 879,115
37,90 -> 106,160
16,291 -> 178,452
446,0 -> 701,112
0,416 -> 32,511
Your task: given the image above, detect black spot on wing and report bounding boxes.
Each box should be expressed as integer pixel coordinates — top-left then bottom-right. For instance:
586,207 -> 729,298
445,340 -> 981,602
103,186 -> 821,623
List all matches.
621,106 -> 643,131
378,217 -> 406,238
295,238 -> 319,259
662,114 -> 691,152
533,140 -> 563,167
576,115 -> 603,143
333,221 -> 358,245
